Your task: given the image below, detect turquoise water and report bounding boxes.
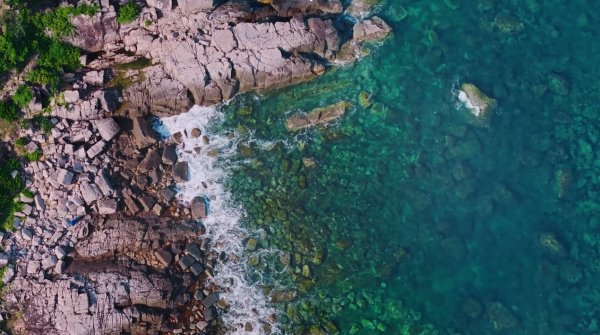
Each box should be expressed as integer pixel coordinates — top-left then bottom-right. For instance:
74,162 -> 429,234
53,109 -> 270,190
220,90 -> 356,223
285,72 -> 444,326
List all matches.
210,0 -> 600,334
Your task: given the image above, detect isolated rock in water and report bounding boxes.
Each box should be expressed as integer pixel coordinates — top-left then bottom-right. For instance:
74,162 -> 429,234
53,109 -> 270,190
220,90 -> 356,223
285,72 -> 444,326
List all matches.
286,102 -> 350,131
486,302 -> 518,331
347,0 -> 379,18
96,118 -> 121,141
191,196 -> 208,219
353,17 -> 392,43
458,83 -> 498,127
133,116 -> 159,149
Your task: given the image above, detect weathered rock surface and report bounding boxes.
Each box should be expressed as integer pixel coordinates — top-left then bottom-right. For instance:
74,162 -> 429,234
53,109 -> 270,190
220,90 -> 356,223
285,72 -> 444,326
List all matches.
76,216 -> 202,258
133,116 -> 159,149
459,83 -> 498,127
173,162 -> 189,182
286,101 -> 350,131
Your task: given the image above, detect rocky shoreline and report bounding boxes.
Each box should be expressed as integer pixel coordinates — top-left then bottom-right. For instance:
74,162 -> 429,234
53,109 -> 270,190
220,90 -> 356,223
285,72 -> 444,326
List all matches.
0,0 -> 391,334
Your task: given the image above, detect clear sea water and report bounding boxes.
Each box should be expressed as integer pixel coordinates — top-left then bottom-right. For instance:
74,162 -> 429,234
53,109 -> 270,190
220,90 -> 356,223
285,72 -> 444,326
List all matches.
165,0 -> 600,334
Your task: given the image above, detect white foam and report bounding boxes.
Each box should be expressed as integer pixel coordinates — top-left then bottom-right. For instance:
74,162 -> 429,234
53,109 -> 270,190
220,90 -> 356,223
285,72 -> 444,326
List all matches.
458,90 -> 481,116
156,105 -> 280,335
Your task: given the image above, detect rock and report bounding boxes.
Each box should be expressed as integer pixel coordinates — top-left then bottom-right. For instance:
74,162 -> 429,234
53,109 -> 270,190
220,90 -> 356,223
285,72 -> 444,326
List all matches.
133,116 -> 159,149
178,254 -> 195,270
191,128 -> 201,138
155,249 -> 173,266
63,90 -> 80,103
458,83 -> 498,127
202,293 -> 218,307
96,118 -> 121,141
190,263 -> 205,275
271,0 -> 342,16
57,169 -> 74,185
55,246 -> 68,260
54,260 -> 66,273
87,140 -> 106,158
191,196 -> 207,219
158,187 -> 177,201
83,70 -> 105,86
0,253 -> 9,267
486,302 -> 518,331
194,290 -> 205,300
173,162 -> 189,182
25,141 -> 38,154
353,17 -> 392,43
96,171 -> 114,197
27,260 -> 41,274
246,238 -> 258,251
138,149 -> 162,173
22,227 -> 33,240
139,196 -> 156,212
271,290 -> 297,302
178,0 -> 214,14
152,203 -> 164,216
162,145 -> 177,165
2,265 -> 15,283
286,102 -> 350,131
494,14 -> 524,34
548,73 -> 569,95
185,243 -> 202,261
80,181 -> 103,204
35,193 -> 46,212
42,255 -> 58,270
98,199 -> 118,214
146,0 -> 172,14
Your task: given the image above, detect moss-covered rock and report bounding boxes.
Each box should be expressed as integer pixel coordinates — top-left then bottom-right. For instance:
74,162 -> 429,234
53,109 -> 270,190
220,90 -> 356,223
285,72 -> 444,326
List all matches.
458,83 -> 498,127
286,102 -> 351,131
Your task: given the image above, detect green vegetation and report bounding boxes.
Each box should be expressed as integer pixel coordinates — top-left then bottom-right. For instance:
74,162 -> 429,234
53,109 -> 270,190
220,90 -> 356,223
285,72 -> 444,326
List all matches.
112,57 -> 152,70
145,19 -> 151,26
0,100 -> 17,122
0,159 -> 22,232
38,4 -> 98,38
15,136 -> 26,147
12,85 -> 33,108
117,2 -> 139,24
23,148 -> 41,161
31,114 -> 53,133
25,67 -> 60,91
21,188 -> 34,198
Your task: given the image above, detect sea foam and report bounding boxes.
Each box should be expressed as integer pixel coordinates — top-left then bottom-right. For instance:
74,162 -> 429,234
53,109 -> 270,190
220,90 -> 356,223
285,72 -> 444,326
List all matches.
155,105 -> 280,335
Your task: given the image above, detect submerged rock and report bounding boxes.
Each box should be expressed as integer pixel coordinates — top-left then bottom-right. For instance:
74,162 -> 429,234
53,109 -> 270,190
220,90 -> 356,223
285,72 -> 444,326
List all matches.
353,17 -> 392,43
486,302 -> 518,331
286,102 -> 351,131
458,83 -> 498,127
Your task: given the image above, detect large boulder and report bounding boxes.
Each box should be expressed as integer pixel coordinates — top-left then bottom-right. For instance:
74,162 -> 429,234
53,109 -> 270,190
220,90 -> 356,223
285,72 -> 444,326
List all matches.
353,17 -> 392,43
191,196 -> 207,219
178,0 -> 215,14
173,162 -> 189,182
132,116 -> 159,149
95,118 -> 120,141
138,149 -> 162,172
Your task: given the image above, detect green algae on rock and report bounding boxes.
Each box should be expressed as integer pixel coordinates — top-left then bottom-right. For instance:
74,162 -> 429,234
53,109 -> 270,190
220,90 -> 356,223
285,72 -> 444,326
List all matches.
458,83 -> 498,127
286,102 -> 351,131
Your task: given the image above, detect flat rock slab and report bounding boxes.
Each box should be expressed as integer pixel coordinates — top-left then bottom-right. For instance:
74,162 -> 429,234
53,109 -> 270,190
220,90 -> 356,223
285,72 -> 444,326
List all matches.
185,242 -> 202,261
57,169 -> 74,185
87,140 -> 106,158
190,263 -> 205,276
98,199 -> 118,214
286,102 -> 350,131
155,249 -> 173,266
139,149 -> 162,172
140,196 -> 156,212
178,254 -> 195,270
202,293 -> 218,308
96,117 -> 121,141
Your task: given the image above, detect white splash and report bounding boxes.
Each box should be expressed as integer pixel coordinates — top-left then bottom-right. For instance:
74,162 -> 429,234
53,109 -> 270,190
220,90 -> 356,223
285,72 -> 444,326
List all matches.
458,90 -> 481,116
156,105 -> 280,335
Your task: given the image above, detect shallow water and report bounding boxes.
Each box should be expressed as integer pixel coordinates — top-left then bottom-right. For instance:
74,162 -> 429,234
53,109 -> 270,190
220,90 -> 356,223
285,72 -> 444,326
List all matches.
164,0 -> 600,334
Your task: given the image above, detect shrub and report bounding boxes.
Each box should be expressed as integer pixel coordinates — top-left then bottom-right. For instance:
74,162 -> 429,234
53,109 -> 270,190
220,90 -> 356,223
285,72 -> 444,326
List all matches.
0,100 -> 17,122
0,158 -> 22,232
11,85 -> 33,108
22,148 -> 41,161
32,114 -> 53,133
39,4 -> 99,38
0,36 -> 23,74
15,137 -> 26,147
37,40 -> 81,72
117,2 -> 139,24
145,19 -> 151,26
26,67 -> 60,92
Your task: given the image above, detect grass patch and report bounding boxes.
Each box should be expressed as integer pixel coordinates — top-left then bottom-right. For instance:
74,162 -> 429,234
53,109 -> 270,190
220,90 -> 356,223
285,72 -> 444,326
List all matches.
21,188 -> 34,198
22,148 -> 41,161
112,57 -> 152,71
11,85 -> 33,108
15,136 -> 26,147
